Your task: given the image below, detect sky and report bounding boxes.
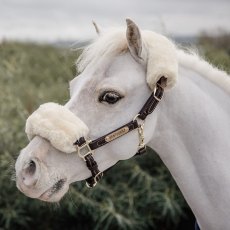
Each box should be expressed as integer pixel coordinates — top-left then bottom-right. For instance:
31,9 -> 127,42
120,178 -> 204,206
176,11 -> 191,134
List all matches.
0,0 -> 229,42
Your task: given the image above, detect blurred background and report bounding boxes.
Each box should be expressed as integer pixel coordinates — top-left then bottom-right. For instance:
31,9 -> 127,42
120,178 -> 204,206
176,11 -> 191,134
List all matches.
0,0 -> 229,229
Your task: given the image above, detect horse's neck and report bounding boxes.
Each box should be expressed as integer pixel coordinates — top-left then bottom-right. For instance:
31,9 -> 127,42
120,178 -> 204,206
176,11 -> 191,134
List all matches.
148,65 -> 230,230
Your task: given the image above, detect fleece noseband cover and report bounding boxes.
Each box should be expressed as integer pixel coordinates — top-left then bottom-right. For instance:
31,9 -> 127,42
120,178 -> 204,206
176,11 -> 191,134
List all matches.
25,102 -> 89,153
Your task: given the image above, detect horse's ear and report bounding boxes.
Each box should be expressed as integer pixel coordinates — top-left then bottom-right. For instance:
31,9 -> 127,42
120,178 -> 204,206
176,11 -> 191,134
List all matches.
92,21 -> 101,36
126,19 -> 144,63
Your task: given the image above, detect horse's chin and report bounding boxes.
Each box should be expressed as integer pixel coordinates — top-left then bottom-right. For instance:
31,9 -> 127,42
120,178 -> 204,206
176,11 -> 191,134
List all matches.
38,179 -> 69,203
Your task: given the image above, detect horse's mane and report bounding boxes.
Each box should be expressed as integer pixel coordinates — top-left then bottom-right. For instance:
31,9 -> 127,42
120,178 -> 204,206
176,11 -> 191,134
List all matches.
77,29 -> 128,72
77,28 -> 230,94
177,49 -> 230,94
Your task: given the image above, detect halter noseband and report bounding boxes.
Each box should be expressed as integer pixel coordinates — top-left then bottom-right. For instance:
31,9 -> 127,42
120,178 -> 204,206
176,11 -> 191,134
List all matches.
73,76 -> 167,188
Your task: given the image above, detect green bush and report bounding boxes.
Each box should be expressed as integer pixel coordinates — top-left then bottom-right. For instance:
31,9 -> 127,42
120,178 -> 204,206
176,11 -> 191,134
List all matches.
2,34 -> 228,230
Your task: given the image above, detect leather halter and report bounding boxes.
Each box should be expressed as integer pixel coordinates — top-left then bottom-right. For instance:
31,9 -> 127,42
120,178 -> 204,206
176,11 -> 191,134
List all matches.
74,76 -> 167,188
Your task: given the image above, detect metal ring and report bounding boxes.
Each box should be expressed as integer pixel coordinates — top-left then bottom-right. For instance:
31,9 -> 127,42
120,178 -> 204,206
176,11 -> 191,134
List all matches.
133,113 -> 140,122
94,171 -> 103,184
133,114 -> 145,127
86,181 -> 97,188
85,171 -> 103,188
153,86 -> 162,102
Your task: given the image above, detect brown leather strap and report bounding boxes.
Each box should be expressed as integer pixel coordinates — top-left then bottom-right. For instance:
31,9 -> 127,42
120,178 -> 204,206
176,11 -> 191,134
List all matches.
138,77 -> 167,120
74,120 -> 138,150
84,154 -> 103,187
90,120 -> 138,150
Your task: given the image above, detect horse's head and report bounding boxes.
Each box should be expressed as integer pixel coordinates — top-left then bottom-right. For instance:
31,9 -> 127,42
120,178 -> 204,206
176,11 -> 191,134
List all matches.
15,19 -> 178,202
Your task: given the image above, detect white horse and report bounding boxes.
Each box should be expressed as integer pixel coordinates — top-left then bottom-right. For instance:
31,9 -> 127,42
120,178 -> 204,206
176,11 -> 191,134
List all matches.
15,19 -> 230,230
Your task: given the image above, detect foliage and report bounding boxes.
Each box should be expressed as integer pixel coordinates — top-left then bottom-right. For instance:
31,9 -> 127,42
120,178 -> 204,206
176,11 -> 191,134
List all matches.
198,31 -> 230,74
1,34 -> 228,230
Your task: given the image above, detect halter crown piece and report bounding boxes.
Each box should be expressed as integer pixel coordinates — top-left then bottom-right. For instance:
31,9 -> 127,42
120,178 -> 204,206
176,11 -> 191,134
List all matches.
25,77 -> 167,188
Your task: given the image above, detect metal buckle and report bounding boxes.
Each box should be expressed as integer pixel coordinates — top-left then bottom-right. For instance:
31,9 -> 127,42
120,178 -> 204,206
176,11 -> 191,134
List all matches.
86,172 -> 103,188
133,113 -> 140,122
153,85 -> 162,102
76,140 -> 94,161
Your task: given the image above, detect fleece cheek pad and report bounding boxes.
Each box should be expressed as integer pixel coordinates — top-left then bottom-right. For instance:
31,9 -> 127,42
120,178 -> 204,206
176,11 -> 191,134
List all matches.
25,102 -> 89,153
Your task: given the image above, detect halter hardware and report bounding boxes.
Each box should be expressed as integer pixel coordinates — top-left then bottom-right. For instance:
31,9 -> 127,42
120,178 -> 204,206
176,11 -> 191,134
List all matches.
133,114 -> 146,154
76,139 -> 94,160
86,171 -> 103,188
153,84 -> 163,101
137,123 -> 146,151
74,76 -> 167,188
74,137 -> 104,188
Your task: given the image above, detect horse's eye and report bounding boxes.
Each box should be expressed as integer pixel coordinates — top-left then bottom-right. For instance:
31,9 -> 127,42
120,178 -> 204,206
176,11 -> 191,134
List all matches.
99,91 -> 123,104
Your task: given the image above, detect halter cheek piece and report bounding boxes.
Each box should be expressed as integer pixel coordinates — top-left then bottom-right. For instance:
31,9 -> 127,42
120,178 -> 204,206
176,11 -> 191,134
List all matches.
74,76 -> 167,188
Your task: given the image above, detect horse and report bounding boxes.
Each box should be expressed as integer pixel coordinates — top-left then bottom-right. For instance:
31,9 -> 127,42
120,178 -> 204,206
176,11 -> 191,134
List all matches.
15,19 -> 230,230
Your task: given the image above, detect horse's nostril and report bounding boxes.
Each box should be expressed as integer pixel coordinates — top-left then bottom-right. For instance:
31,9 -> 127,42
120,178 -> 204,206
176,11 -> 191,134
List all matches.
25,160 -> 36,176
21,159 -> 39,187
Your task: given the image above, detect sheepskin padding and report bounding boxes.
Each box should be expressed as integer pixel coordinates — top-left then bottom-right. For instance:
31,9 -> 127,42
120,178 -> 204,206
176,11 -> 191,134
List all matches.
142,31 -> 178,90
25,102 -> 89,153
